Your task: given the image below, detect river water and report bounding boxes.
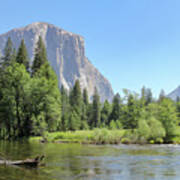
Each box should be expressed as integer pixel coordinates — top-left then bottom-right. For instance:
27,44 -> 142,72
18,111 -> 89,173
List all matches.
0,141 -> 180,180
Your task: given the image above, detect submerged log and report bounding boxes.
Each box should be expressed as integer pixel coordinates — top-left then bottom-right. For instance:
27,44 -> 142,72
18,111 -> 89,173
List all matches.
0,155 -> 45,167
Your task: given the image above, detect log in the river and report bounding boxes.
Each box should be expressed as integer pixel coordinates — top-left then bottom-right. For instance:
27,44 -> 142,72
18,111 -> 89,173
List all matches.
0,155 -> 45,167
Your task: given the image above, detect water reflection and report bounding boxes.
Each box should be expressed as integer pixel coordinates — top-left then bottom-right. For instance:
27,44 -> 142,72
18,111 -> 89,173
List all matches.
0,142 -> 180,180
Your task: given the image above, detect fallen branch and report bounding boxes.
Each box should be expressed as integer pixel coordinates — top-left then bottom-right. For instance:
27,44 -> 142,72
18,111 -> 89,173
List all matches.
0,155 -> 45,167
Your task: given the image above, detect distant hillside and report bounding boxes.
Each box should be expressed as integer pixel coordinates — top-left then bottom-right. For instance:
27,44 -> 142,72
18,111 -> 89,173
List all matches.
167,86 -> 180,101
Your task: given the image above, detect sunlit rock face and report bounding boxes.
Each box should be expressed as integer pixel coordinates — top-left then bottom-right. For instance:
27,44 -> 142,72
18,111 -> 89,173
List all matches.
0,22 -> 114,102
167,86 -> 180,101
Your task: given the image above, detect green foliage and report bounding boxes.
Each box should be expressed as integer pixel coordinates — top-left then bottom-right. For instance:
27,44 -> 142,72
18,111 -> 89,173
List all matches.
121,138 -> 131,144
0,38 -> 61,139
123,93 -> 140,130
91,88 -> 101,128
109,120 -> 117,130
0,38 -> 179,144
61,86 -> 70,131
137,119 -> 151,143
101,100 -> 111,125
16,39 -> 29,70
158,98 -> 177,142
0,63 -> 32,138
148,116 -> 165,141
69,80 -> 83,130
30,64 -> 61,133
68,110 -> 81,131
83,88 -> 89,106
32,36 -> 48,75
2,37 -> 15,67
140,86 -> 153,106
109,93 -> 121,123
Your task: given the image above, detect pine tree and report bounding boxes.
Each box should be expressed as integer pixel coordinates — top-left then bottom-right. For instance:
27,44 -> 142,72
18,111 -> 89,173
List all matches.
146,88 -> 153,105
31,38 -> 61,133
140,86 -> 153,106
140,86 -> 146,106
158,89 -> 166,102
124,94 -> 140,130
32,36 -> 48,75
101,100 -> 111,126
2,37 -> 14,67
31,63 -> 61,132
16,39 -> 29,70
70,80 -> 83,115
0,63 -> 32,138
83,88 -> 89,106
81,88 -> 89,129
109,93 -> 121,124
91,88 -> 101,128
61,85 -> 70,131
69,80 -> 83,130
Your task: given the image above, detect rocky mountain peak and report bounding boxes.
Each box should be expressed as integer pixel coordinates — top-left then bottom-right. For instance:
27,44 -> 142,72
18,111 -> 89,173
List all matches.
0,22 -> 114,102
167,86 -> 180,101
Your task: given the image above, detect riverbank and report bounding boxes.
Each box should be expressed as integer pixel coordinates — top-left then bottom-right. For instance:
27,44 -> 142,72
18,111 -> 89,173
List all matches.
29,128 -> 180,145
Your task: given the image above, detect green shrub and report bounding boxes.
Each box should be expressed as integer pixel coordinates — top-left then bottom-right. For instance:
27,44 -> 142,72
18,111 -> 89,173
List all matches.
155,138 -> 163,144
121,138 -> 130,144
149,140 -> 155,144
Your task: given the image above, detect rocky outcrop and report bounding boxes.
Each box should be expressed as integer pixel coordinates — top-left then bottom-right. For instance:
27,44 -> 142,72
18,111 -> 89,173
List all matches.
0,22 -> 114,101
167,86 -> 180,101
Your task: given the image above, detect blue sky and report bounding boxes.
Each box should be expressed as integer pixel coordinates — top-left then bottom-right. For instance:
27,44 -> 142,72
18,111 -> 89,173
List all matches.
0,0 -> 180,97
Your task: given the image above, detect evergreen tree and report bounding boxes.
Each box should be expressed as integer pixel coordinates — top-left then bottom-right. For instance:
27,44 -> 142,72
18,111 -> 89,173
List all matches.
81,88 -> 89,129
70,80 -> 82,115
2,37 -> 14,67
83,88 -> 89,106
32,36 -> 48,75
61,85 -> 70,131
109,93 -> 121,124
140,86 -> 153,106
101,100 -> 111,126
0,63 -> 32,138
158,89 -> 166,102
68,110 -> 81,131
146,88 -> 153,105
91,88 -> 101,128
16,39 -> 29,70
69,80 -> 83,130
140,86 -> 146,106
124,94 -> 140,130
30,38 -> 61,134
31,62 -> 61,133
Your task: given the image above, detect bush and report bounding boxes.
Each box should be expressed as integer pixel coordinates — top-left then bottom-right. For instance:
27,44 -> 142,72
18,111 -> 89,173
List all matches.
109,120 -> 117,130
155,138 -> 163,144
121,138 -> 130,144
137,119 -> 151,142
148,117 -> 165,141
149,140 -> 155,144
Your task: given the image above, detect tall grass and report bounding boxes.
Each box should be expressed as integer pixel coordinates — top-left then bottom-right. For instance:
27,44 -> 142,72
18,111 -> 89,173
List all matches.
30,129 -> 126,144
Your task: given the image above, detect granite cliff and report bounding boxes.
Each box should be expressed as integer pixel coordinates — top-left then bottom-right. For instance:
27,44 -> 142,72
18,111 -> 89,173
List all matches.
0,22 -> 114,101
167,86 -> 180,101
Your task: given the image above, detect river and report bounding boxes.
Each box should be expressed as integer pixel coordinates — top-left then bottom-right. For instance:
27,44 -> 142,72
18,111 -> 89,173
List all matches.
0,141 -> 180,180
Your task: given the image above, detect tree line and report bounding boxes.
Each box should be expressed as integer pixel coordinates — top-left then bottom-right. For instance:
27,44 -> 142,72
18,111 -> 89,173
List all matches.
0,37 -> 179,143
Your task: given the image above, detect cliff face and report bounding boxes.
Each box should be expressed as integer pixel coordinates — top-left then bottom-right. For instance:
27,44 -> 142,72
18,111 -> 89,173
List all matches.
167,86 -> 180,101
0,22 -> 114,101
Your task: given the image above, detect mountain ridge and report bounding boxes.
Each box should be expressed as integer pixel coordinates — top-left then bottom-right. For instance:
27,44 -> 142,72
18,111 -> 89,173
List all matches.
0,22 -> 114,102
167,86 -> 180,101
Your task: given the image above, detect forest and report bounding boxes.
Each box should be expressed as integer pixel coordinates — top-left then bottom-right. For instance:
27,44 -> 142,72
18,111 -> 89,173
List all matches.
0,37 -> 180,144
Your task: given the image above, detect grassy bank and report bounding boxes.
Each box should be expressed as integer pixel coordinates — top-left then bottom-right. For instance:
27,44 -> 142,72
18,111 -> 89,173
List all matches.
29,129 -> 126,144
29,128 -> 180,145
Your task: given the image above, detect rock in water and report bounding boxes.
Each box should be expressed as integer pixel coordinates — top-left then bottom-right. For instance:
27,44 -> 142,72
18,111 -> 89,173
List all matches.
0,22 -> 114,102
